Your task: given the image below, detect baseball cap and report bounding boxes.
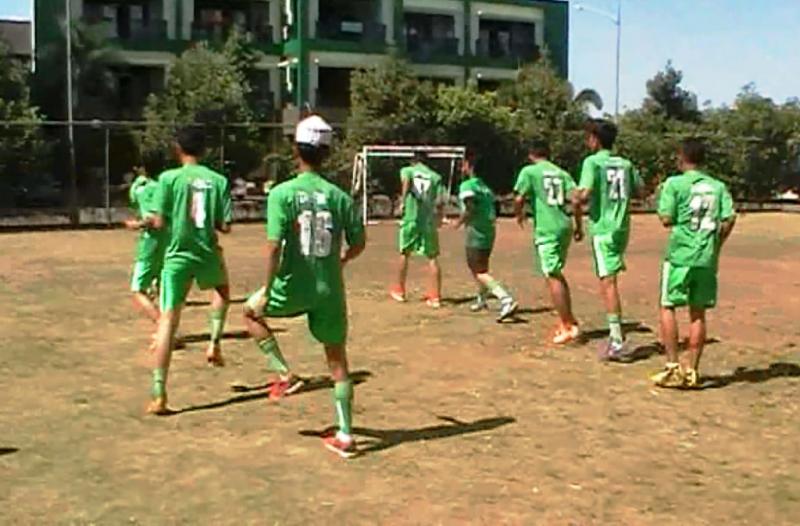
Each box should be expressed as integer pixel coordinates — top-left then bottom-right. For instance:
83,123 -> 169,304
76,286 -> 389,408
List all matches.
295,115 -> 333,147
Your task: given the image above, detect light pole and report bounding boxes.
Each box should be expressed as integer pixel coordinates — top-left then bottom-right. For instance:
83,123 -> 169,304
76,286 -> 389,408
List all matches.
574,1 -> 622,118
65,0 -> 79,222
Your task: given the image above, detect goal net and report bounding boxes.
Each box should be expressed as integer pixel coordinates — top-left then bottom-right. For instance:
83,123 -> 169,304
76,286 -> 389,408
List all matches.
351,145 -> 467,225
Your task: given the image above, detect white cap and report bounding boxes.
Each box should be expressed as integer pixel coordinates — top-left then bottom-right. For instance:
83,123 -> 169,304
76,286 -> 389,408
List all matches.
295,115 -> 333,147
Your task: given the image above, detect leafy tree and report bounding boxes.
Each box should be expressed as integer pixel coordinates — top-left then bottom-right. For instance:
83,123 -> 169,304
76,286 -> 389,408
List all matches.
0,40 -> 47,207
643,61 -> 700,122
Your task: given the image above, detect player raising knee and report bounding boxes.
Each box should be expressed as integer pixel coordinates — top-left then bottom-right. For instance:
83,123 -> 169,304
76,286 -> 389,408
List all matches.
453,151 -> 518,322
124,168 -> 167,350
514,140 -> 581,344
573,119 -> 643,360
142,127 -> 233,414
390,152 -> 444,308
243,115 -> 366,458
651,138 -> 735,389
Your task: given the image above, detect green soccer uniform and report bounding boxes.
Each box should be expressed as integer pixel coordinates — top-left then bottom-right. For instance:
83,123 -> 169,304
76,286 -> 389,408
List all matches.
458,175 -> 496,250
578,150 -> 643,278
129,175 -> 167,293
657,170 -> 734,308
253,171 -> 365,345
514,160 -> 577,277
399,163 -> 443,258
152,164 -> 233,310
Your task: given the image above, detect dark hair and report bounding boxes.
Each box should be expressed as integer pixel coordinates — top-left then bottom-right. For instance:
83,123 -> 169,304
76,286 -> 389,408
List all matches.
464,150 -> 476,164
680,138 -> 706,165
528,139 -> 550,158
175,127 -> 206,157
296,143 -> 330,166
586,119 -> 618,149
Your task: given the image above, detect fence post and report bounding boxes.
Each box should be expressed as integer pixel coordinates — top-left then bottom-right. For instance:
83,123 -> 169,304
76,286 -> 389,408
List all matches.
104,126 -> 111,226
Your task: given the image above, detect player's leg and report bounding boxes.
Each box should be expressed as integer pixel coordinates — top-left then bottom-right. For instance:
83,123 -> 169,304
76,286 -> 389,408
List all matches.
147,265 -> 190,414
469,247 -> 516,321
309,300 -> 356,458
684,267 -> 717,387
592,233 -> 627,358
206,284 -> 229,366
131,260 -> 160,350
391,223 -> 416,301
425,257 -> 442,308
652,262 -> 689,388
465,247 -> 489,311
243,288 -> 303,400
548,274 -> 580,344
600,275 -> 624,341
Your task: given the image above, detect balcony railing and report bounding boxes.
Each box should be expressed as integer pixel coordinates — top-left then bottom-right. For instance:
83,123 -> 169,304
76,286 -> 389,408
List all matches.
406,36 -> 460,62
191,21 -> 274,45
316,18 -> 386,44
474,38 -> 540,62
82,17 -> 168,42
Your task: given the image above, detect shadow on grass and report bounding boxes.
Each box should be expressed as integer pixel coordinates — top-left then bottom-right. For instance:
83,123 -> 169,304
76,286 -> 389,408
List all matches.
581,322 -> 653,342
169,370 -> 373,415
178,330 -> 270,345
0,447 -> 18,456
185,297 -> 247,308
702,362 -> 800,389
300,415 -> 516,456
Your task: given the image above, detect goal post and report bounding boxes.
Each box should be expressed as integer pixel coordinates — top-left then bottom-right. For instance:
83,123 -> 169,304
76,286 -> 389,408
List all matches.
351,145 -> 467,225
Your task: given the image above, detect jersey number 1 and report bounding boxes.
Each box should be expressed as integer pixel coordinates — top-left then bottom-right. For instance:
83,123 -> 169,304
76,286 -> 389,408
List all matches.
191,190 -> 207,228
298,210 -> 333,257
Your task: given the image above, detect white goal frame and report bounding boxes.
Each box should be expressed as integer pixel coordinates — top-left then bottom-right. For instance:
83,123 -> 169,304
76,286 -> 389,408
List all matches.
351,145 -> 467,225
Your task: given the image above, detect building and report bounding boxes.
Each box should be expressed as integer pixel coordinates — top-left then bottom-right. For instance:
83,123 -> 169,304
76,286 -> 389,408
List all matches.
34,1 -> 568,121
0,18 -> 33,66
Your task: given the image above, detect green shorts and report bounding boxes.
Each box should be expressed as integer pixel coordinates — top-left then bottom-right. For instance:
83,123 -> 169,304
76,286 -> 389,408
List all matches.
535,232 -> 571,277
590,230 -> 629,278
249,288 -> 348,345
130,258 -> 162,293
399,222 -> 439,258
159,256 -> 229,311
660,262 -> 718,309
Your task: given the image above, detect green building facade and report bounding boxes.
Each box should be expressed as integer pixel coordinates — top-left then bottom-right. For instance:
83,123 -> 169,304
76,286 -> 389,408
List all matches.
34,0 -> 568,121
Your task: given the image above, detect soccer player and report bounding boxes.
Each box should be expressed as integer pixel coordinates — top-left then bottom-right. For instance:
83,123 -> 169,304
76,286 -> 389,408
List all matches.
124,169 -> 167,342
243,115 -> 366,459
514,140 -> 582,344
142,127 -> 233,414
573,119 -> 643,360
390,152 -> 444,308
453,151 -> 518,321
651,138 -> 735,388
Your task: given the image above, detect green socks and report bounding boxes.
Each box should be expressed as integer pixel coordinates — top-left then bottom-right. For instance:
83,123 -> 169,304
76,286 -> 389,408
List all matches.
257,336 -> 290,374
608,314 -> 623,343
151,368 -> 166,398
486,279 -> 511,301
209,306 -> 228,344
334,380 -> 354,435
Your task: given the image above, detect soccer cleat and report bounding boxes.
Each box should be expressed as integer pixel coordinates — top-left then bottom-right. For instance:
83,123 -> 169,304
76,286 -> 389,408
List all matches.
651,362 -> 686,388
599,339 -> 627,362
470,296 -> 489,312
497,298 -> 519,322
389,287 -> 407,303
206,345 -> 225,367
424,295 -> 442,309
683,368 -> 701,389
146,396 -> 170,416
268,377 -> 305,401
323,433 -> 358,459
553,324 -> 580,345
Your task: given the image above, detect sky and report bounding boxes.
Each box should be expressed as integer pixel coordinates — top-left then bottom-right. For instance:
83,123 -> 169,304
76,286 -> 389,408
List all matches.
2,0 -> 799,111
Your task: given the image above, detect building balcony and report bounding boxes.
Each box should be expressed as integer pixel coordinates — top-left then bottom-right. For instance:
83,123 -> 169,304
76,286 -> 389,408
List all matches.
191,21 -> 274,46
406,36 -> 461,63
474,38 -> 540,65
82,17 -> 167,42
316,18 -> 386,45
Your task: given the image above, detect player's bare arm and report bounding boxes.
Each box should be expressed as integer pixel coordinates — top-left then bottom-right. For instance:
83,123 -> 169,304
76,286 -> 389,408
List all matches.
659,214 -> 674,227
571,193 -> 585,241
719,216 -> 736,245
342,241 -> 366,265
453,198 -> 474,229
513,194 -> 527,229
217,222 -> 232,234
244,239 -> 282,318
399,177 -> 410,214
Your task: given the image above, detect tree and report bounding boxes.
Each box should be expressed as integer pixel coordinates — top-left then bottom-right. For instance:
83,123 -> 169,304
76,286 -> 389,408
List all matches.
140,38 -> 256,172
643,61 -> 700,122
0,40 -> 48,207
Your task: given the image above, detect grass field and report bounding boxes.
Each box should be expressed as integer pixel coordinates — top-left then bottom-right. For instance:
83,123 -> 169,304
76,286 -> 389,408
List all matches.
2,213 -> 800,525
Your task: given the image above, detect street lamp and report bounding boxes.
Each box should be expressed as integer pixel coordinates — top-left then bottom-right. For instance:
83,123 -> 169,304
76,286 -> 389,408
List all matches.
574,1 -> 622,118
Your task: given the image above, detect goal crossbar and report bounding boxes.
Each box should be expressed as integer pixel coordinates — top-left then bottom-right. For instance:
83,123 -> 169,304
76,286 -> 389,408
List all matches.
352,145 -> 467,225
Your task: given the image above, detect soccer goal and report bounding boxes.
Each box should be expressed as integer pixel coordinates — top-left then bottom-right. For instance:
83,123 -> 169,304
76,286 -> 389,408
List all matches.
351,145 -> 467,225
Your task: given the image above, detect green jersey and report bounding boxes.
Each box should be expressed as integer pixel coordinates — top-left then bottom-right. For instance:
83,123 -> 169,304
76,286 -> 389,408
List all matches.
129,175 -> 166,261
266,171 -> 365,304
514,160 -> 577,242
153,164 -> 232,265
458,175 -> 496,249
578,150 -> 643,236
658,170 -> 734,270
400,163 -> 444,227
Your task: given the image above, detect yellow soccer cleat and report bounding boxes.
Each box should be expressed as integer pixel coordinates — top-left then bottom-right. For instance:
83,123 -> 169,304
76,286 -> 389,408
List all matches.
683,368 -> 701,389
651,362 -> 685,389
